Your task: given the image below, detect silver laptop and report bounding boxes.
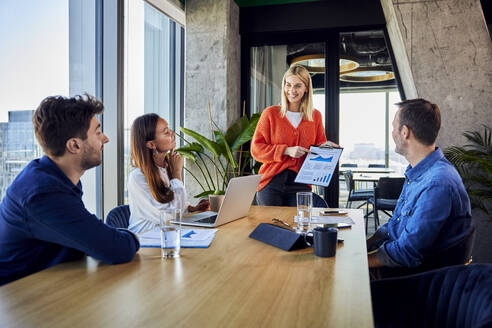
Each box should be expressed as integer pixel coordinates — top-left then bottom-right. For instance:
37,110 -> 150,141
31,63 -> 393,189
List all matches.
176,175 -> 261,228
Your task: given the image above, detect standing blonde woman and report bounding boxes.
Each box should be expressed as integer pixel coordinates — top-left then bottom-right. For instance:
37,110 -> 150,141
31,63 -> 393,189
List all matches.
127,114 -> 208,233
251,65 -> 338,206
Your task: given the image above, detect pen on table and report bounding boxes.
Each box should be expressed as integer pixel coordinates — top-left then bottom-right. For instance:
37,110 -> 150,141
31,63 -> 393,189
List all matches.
271,218 -> 295,231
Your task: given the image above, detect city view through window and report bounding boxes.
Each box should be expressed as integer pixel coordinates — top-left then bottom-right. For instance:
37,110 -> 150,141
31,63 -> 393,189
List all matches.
0,1 -> 99,215
0,1 -> 68,201
0,0 -> 184,209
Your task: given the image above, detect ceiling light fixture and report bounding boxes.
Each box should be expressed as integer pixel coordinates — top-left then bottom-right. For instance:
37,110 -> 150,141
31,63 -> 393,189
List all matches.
290,54 -> 395,83
339,67 -> 395,83
290,54 -> 360,74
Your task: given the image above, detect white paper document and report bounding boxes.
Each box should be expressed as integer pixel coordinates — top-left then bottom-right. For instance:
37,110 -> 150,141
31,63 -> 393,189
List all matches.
294,146 -> 343,187
310,216 -> 355,225
138,228 -> 218,248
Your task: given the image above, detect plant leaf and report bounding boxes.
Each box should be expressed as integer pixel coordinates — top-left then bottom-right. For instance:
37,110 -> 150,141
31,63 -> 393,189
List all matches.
194,190 -> 215,198
444,125 -> 492,218
175,149 -> 197,162
215,129 -> 237,169
176,142 -> 204,153
225,115 -> 249,147
180,127 -> 222,158
230,113 -> 261,150
213,130 -> 227,155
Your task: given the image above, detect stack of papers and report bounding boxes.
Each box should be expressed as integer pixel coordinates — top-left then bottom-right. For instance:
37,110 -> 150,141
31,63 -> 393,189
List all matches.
138,228 -> 218,248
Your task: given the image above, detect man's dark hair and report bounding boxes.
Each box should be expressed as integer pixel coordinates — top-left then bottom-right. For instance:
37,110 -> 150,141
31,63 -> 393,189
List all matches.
32,94 -> 104,157
395,98 -> 441,146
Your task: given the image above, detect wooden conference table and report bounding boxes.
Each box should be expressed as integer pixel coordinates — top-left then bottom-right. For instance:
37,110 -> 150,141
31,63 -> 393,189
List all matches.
0,206 -> 373,328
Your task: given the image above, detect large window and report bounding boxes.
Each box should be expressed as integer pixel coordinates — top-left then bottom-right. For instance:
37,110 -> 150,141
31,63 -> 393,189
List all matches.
0,1 -> 100,214
339,90 -> 406,174
124,0 -> 184,202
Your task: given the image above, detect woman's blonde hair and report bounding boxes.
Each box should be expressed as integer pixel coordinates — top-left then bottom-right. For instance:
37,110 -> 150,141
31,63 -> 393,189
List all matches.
280,64 -> 314,121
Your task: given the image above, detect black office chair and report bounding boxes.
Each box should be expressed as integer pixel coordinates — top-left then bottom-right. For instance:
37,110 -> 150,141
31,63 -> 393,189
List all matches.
313,193 -> 328,208
368,164 -> 385,168
343,170 -> 373,209
371,263 -> 492,328
106,205 -> 130,229
365,177 -> 405,233
371,226 -> 476,279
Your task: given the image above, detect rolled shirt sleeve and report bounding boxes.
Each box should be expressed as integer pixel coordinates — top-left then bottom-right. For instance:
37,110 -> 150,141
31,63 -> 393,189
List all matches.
380,183 -> 453,267
367,224 -> 390,253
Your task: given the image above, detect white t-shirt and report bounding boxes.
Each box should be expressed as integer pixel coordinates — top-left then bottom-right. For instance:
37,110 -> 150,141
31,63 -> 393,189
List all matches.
285,110 -> 303,128
127,167 -> 188,234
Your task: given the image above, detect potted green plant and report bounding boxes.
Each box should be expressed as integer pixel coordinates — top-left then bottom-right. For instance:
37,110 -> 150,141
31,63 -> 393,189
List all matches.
176,111 -> 261,198
444,125 -> 492,217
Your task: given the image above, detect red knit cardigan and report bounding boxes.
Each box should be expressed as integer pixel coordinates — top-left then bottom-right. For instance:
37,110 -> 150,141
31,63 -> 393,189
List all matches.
251,106 -> 327,191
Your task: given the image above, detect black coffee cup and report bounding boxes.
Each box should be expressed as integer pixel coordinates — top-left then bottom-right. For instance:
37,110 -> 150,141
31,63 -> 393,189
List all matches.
308,227 -> 337,258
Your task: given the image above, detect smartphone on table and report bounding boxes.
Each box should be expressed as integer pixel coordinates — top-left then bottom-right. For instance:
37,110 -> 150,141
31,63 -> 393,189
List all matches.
320,210 -> 348,216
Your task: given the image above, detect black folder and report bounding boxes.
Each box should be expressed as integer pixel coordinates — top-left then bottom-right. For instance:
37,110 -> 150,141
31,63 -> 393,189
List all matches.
249,223 -> 308,251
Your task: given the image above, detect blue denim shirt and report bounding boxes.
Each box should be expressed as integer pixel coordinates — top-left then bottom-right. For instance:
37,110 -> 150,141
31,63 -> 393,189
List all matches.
376,148 -> 472,268
0,156 -> 140,285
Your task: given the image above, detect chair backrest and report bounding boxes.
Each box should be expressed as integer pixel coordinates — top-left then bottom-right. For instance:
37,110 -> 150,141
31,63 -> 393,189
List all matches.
371,263 -> 492,328
312,193 -> 328,208
342,170 -> 354,191
421,226 -> 476,270
368,164 -> 385,168
341,163 -> 358,168
374,177 -> 405,200
106,205 -> 130,229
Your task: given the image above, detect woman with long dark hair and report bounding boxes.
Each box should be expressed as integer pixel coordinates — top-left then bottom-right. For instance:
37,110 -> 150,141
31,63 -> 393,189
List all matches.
128,113 -> 208,233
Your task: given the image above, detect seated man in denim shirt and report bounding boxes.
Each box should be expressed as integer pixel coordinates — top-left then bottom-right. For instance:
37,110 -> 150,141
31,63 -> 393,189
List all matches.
367,99 -> 472,278
0,95 -> 140,286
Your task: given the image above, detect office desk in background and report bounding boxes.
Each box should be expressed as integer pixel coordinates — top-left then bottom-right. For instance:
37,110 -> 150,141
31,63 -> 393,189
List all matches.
0,206 -> 374,328
353,173 -> 405,183
340,167 -> 395,174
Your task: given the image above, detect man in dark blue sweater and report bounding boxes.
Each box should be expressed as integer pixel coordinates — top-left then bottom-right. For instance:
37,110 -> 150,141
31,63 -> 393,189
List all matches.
0,95 -> 139,286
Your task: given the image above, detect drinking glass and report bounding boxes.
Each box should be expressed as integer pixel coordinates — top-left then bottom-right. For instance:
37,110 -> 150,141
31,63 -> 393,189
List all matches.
159,208 -> 181,258
296,191 -> 312,231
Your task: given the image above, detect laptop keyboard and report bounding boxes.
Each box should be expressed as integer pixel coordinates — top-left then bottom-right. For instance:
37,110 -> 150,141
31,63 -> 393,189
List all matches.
197,215 -> 217,224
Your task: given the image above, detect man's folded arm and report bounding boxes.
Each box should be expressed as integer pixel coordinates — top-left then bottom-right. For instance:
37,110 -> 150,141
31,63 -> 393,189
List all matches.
367,223 -> 390,252
25,192 -> 140,264
380,184 -> 452,267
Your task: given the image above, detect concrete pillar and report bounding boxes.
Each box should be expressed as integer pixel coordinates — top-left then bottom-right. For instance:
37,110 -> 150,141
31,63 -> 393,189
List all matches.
184,0 -> 240,198
381,0 -> 492,148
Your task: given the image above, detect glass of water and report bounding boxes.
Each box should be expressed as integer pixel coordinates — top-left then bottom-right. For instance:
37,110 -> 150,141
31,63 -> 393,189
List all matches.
296,191 -> 312,232
159,208 -> 181,259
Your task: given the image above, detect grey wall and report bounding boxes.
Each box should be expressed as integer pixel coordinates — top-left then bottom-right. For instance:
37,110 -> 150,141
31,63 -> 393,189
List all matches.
184,0 -> 240,199
381,0 -> 492,149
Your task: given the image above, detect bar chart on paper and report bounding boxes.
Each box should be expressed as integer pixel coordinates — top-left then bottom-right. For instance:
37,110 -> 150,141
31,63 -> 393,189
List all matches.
295,146 -> 343,187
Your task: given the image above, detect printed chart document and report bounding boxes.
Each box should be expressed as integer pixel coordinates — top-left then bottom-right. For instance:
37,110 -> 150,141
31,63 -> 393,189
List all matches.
138,228 -> 218,248
294,146 -> 343,187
